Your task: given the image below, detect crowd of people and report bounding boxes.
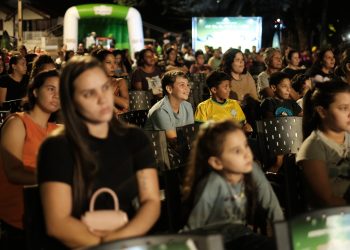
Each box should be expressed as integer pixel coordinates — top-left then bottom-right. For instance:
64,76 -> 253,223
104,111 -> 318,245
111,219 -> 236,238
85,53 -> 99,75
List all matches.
0,36 -> 349,250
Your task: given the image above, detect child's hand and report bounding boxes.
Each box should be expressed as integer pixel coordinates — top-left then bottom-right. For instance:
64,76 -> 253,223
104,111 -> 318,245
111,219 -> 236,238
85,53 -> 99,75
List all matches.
266,164 -> 281,174
243,123 -> 253,133
267,155 -> 284,174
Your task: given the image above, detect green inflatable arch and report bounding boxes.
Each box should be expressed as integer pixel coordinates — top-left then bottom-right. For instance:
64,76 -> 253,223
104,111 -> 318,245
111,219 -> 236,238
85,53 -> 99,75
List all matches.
63,4 -> 144,59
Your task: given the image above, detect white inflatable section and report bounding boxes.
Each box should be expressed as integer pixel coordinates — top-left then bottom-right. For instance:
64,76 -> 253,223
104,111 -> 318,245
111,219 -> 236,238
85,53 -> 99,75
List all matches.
126,7 -> 144,59
63,7 -> 79,52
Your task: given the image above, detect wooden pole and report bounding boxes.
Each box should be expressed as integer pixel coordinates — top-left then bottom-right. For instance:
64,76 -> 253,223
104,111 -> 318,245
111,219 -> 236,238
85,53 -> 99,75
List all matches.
18,0 -> 23,48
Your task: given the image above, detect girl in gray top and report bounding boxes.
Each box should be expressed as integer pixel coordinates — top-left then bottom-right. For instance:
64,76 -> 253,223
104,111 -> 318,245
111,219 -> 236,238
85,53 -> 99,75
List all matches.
182,120 -> 283,249
297,80 -> 350,208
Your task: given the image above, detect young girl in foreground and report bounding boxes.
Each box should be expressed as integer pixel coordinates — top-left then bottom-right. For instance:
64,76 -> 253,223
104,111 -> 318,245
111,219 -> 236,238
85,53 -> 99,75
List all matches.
297,80 -> 350,208
37,56 -> 160,249
182,120 -> 283,250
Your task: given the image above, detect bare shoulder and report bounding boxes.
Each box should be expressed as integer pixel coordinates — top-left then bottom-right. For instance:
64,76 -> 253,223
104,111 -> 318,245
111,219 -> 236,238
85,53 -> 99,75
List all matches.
1,115 -> 25,136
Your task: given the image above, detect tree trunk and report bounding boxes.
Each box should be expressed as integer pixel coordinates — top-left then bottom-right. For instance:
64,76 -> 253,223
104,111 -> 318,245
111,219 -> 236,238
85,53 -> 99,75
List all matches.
292,0 -> 310,50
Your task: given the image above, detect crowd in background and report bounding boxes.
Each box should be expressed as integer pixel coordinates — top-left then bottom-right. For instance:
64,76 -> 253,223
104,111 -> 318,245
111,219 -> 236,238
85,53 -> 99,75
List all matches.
0,30 -> 350,250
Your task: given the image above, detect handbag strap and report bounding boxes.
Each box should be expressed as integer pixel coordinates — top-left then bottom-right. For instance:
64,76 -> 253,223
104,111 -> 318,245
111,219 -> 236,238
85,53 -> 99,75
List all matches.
89,187 -> 119,212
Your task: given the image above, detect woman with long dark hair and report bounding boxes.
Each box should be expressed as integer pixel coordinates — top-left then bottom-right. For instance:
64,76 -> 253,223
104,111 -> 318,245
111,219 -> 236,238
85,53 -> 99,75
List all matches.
37,56 -> 160,249
0,69 -> 60,249
306,47 -> 336,84
0,54 -> 29,103
221,48 -> 258,103
93,49 -> 129,114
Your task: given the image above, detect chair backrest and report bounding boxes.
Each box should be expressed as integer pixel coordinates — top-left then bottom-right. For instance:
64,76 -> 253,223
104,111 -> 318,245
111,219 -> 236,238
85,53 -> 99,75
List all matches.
143,130 -> 187,232
78,233 -> 224,250
173,123 -> 200,169
0,110 -> 10,125
256,116 -> 304,218
188,73 -> 208,110
129,91 -> 154,111
256,116 -> 303,155
176,123 -> 199,150
274,206 -> 350,250
1,99 -> 26,113
118,109 -> 149,128
144,130 -> 171,172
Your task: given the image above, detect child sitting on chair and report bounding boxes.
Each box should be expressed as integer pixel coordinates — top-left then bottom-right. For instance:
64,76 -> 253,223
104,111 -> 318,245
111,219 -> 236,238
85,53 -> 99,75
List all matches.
182,120 -> 283,250
195,70 -> 253,133
260,71 -> 303,173
291,73 -> 312,108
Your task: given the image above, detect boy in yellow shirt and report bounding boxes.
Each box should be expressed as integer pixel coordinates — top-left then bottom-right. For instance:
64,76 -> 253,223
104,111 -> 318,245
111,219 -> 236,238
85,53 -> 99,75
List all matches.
195,70 -> 253,133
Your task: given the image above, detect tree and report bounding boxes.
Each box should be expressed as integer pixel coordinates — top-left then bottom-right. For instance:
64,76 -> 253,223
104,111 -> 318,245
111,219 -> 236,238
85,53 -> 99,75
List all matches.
0,30 -> 12,50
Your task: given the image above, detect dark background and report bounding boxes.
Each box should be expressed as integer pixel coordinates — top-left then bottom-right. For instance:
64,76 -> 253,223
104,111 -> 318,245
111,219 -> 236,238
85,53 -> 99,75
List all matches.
3,0 -> 350,50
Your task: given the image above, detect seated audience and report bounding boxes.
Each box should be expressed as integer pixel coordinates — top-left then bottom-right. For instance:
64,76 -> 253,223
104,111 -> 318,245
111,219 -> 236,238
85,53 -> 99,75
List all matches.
296,80 -> 350,208
260,71 -> 303,118
189,49 -> 212,74
37,56 -> 160,249
207,48 -> 222,71
0,55 -> 29,103
130,48 -> 163,100
144,70 -> 194,140
291,73 -> 312,108
257,48 -> 283,100
182,120 -> 283,250
281,49 -> 306,79
113,49 -> 129,78
92,49 -> 129,114
195,70 -> 253,133
164,47 -> 188,73
0,70 -> 60,249
260,71 -> 302,173
221,48 -> 260,129
306,47 -> 336,84
221,48 -> 259,103
30,54 -> 56,80
334,52 -> 350,84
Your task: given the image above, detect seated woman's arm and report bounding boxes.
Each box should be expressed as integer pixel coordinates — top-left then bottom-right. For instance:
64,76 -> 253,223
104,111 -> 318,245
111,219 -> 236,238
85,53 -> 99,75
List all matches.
0,116 -> 36,185
0,87 -> 7,103
102,168 -> 160,242
113,78 -> 129,111
41,182 -> 100,248
300,159 -> 347,206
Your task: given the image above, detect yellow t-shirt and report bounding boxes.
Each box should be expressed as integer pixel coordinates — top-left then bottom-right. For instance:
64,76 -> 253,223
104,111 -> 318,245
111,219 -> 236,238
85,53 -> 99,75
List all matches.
195,98 -> 246,124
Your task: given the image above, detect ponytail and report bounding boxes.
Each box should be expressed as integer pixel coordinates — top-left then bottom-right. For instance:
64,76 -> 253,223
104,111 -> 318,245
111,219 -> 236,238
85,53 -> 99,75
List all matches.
302,80 -> 350,140
302,89 -> 316,139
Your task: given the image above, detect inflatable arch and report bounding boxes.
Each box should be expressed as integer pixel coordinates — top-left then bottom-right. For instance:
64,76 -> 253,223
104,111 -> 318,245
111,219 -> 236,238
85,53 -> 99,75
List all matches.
63,4 -> 144,59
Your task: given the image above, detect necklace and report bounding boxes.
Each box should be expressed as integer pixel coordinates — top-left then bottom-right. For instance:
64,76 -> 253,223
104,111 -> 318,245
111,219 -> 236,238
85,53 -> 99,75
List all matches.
226,181 -> 245,201
224,179 -> 247,221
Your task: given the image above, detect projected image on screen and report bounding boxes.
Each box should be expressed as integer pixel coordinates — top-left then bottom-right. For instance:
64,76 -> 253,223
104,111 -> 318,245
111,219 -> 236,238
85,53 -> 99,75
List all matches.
290,213 -> 350,250
192,17 -> 262,53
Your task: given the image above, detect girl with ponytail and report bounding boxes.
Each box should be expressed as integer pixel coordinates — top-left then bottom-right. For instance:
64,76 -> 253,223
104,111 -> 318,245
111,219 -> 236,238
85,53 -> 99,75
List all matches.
297,80 -> 350,208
